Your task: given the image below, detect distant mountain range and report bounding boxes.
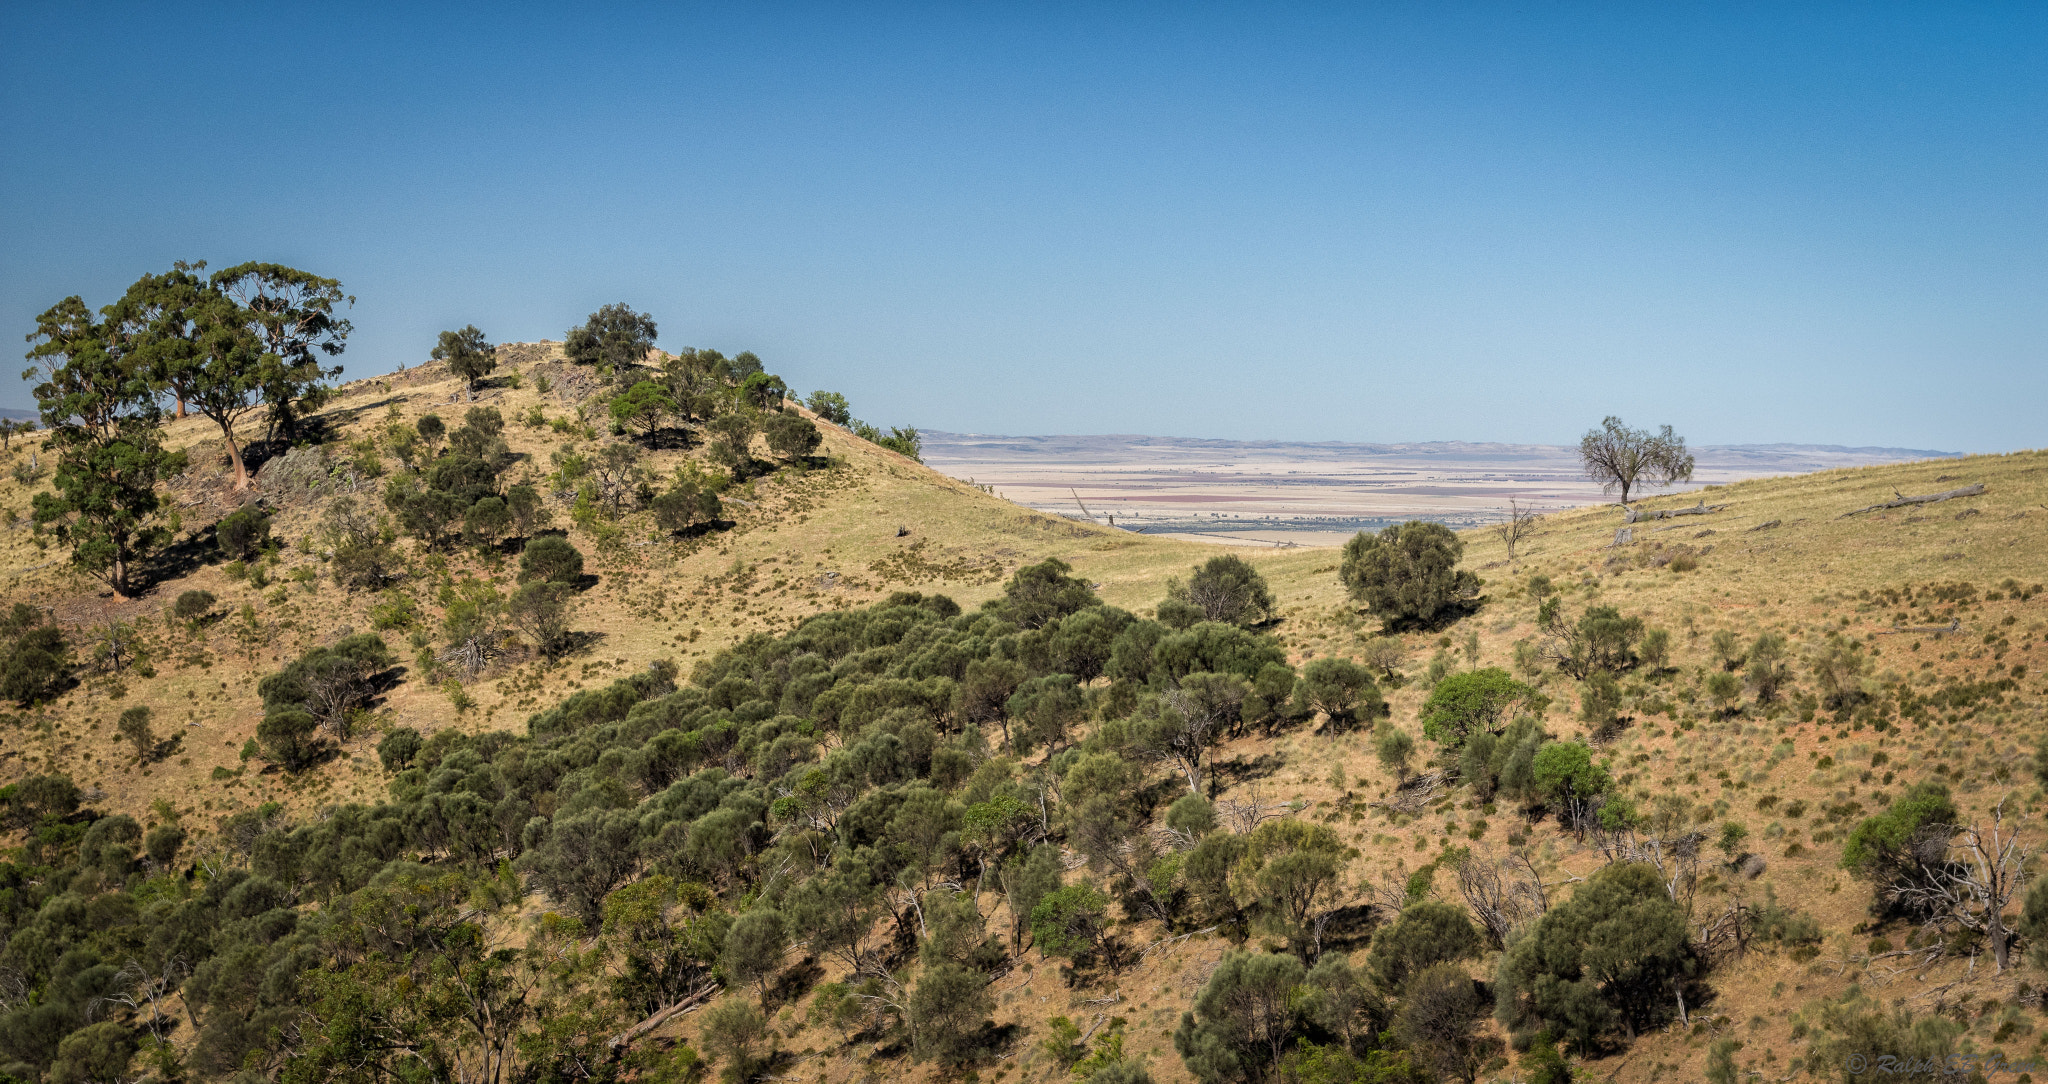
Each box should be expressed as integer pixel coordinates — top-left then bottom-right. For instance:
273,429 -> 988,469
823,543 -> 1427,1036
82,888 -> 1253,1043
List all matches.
921,431 -> 1958,464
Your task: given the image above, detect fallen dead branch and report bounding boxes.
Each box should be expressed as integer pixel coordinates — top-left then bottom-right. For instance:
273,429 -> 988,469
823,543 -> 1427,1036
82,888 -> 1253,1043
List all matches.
1138,926 -> 1221,962
1876,619 -> 1963,636
1841,484 -> 1985,517
1623,499 -> 1725,524
607,981 -> 720,1051
1373,771 -> 1446,815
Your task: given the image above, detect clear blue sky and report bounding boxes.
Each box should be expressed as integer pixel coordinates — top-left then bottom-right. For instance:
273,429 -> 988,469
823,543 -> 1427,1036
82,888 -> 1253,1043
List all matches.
3,3 -> 2043,451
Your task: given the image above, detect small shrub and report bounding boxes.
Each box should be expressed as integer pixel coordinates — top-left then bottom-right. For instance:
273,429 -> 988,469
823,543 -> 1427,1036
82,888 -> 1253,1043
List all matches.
369,591 -> 421,630
172,589 -> 217,623
520,536 -> 585,585
441,678 -> 475,713
0,603 -> 71,707
377,727 -> 423,771
216,506 -> 272,561
116,706 -> 155,760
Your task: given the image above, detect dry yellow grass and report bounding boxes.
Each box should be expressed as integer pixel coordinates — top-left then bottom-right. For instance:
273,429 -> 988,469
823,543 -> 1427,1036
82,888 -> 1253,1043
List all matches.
2,355 -> 2044,1084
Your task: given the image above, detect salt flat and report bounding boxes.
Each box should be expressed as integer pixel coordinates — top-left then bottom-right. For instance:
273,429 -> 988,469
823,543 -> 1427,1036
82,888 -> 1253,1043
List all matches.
921,431 -> 1955,545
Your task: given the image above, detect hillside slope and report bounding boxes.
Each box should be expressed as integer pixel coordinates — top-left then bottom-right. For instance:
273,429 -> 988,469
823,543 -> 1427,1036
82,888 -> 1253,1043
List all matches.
1,354 -> 2045,1084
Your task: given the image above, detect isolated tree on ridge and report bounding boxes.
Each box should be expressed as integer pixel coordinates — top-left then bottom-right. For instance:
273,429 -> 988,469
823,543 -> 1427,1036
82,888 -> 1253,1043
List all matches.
432,325 -> 497,396
211,262 -> 353,444
566,302 -> 657,370
1579,415 -> 1694,506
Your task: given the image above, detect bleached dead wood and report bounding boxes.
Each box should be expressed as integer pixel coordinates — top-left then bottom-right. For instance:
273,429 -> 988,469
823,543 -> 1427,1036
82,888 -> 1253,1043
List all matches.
1876,619 -> 1963,636
1622,499 -> 1725,524
1138,926 -> 1221,962
1840,484 -> 1984,517
607,981 -> 720,1051
1373,770 -> 1446,815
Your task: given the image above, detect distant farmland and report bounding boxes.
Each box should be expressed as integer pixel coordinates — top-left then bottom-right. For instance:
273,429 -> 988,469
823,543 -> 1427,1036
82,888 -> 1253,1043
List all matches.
921,431 -> 1956,545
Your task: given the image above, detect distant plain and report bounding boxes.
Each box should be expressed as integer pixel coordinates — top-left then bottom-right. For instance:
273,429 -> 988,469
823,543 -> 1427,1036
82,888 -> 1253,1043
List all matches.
921,431 -> 1958,546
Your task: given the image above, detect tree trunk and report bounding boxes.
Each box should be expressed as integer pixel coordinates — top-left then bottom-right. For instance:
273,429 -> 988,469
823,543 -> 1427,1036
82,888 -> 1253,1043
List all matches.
1991,909 -> 2010,971
224,426 -> 249,490
112,550 -> 133,599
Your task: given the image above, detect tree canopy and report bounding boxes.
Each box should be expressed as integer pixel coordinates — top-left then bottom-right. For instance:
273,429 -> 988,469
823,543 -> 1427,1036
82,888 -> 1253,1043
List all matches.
1578,416 -> 1694,507
432,324 -> 498,394
1419,669 -> 1536,748
1339,521 -> 1480,628
566,302 -> 657,370
22,294 -> 185,597
1169,554 -> 1275,627
1495,862 -> 1693,1053
210,262 -> 353,443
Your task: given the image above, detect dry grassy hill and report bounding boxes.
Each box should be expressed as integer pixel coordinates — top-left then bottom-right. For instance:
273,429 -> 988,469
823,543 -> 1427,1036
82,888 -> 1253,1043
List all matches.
1,353 -> 2045,1084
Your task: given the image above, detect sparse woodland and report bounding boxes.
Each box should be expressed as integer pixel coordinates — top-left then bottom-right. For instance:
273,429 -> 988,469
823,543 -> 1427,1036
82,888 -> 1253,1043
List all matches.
0,273 -> 2046,1084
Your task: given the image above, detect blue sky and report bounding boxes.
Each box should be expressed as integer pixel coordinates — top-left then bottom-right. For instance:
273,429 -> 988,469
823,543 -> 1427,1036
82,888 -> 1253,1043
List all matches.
3,2 -> 2042,451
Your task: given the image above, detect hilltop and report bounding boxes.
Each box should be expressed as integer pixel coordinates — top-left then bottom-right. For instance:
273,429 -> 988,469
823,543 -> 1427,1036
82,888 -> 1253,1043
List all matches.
1,343 -> 2045,1084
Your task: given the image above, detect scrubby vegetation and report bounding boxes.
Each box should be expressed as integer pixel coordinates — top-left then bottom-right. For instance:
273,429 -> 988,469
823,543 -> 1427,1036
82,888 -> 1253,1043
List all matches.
4,265 -> 2048,1084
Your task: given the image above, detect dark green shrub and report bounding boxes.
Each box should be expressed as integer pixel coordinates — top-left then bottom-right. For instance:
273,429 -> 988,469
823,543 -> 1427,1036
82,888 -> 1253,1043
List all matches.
215,506 -> 272,561
1002,558 -> 1098,629
907,961 -> 995,1064
377,727 -> 423,772
1339,520 -> 1480,628
1495,863 -> 1692,1053
1841,782 -> 1958,921
1030,884 -> 1110,960
0,772 -> 81,828
1293,657 -> 1383,729
1420,668 -> 1537,748
258,634 -> 396,742
519,535 -> 585,585
1173,951 -> 1305,1084
256,710 -> 321,771
117,706 -> 154,760
0,602 -> 70,706
1169,554 -> 1275,627
764,411 -> 822,461
651,484 -> 721,534
1367,900 -> 1483,993
173,589 -> 217,621
463,496 -> 512,547
145,823 -> 186,867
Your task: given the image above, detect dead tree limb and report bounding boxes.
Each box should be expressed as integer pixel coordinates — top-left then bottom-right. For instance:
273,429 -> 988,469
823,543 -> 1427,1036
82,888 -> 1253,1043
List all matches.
1372,771 -> 1446,815
1840,484 -> 1984,517
1456,852 -> 1546,947
1493,499 -> 1539,563
606,981 -> 720,1051
1876,619 -> 1963,637
1622,499 -> 1725,524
